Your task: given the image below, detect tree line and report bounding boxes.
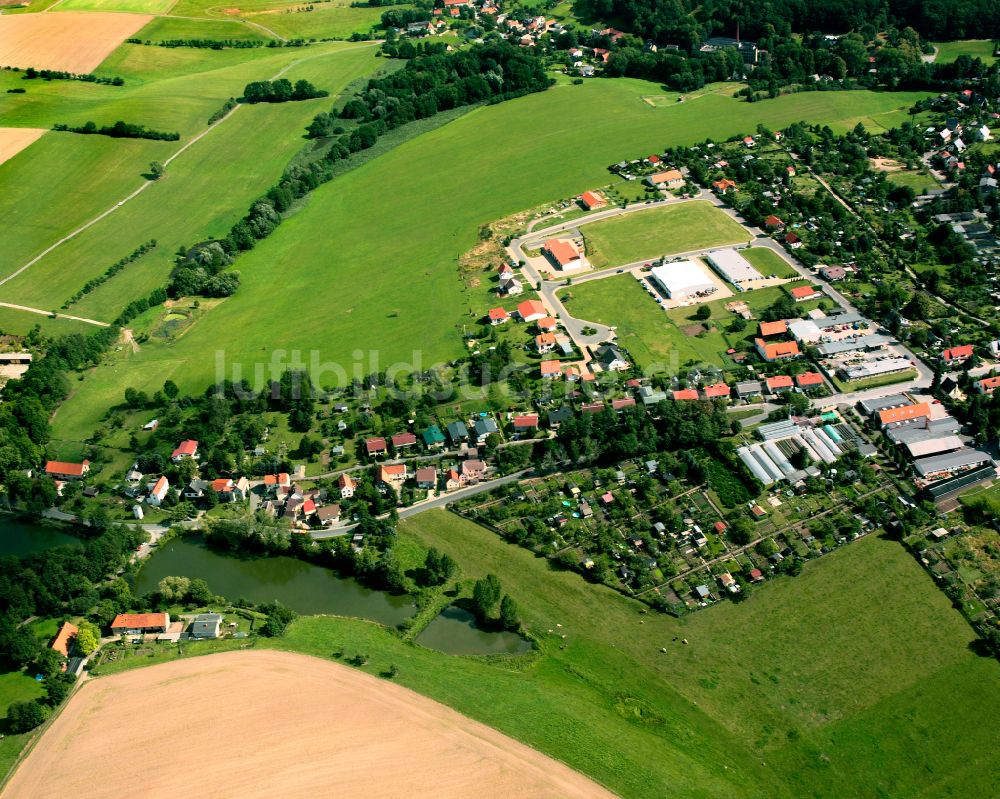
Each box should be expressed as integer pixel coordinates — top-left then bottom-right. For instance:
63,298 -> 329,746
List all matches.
53,120 -> 180,142
10,66 -> 124,86
63,240 -> 157,309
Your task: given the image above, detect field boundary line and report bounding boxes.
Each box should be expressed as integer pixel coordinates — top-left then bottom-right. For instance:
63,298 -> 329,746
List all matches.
0,302 -> 109,327
0,41 -> 379,295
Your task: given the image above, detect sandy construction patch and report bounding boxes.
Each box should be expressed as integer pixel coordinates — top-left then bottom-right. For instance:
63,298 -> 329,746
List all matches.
4,649 -> 616,799
0,128 -> 45,167
0,12 -> 152,73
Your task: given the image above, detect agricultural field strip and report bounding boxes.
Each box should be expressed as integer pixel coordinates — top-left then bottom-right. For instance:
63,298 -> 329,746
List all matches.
0,42 -> 379,300
0,302 -> 108,327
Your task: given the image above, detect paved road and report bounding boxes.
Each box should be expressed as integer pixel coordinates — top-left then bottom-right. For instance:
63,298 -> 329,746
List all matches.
311,468 -> 531,539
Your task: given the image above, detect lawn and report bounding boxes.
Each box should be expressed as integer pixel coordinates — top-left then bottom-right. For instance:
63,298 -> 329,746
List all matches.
579,200 -> 751,268
251,510 -> 1000,799
55,0 -> 176,11
46,81 -> 931,441
742,246 -> 800,278
932,40 -> 998,64
887,169 -> 939,194
133,16 -> 273,41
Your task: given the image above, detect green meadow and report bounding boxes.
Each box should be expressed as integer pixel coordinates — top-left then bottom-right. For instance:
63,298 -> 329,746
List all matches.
743,246 -> 799,278
132,16 -> 273,42
580,200 -> 750,267
252,511 -> 1000,799
54,0 -> 176,11
45,82 -> 929,440
932,39 -> 998,63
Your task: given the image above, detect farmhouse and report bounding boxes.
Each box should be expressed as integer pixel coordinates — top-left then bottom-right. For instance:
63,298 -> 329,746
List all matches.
111,613 -> 170,636
755,338 -> 800,361
706,249 -> 762,287
580,190 -> 606,210
650,261 -> 716,300
645,169 -> 684,188
543,238 -> 586,270
191,614 -> 222,639
171,439 -> 199,462
45,459 -> 90,480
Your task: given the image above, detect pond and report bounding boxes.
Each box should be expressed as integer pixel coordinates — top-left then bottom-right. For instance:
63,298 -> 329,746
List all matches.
0,517 -> 81,558
134,536 -> 414,626
416,606 -> 532,656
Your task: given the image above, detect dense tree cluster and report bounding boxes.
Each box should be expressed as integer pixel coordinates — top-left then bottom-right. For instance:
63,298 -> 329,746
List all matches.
167,241 -> 240,298
241,78 -> 328,104
11,66 -> 124,86
53,120 -> 179,141
305,42 -> 551,140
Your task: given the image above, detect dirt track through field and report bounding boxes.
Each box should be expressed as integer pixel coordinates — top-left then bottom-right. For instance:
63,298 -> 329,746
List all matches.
0,128 -> 45,166
0,12 -> 151,72
2,649 -> 617,799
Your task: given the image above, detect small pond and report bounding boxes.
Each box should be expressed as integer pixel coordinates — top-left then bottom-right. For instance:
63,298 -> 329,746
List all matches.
0,517 -> 81,558
416,605 -> 532,656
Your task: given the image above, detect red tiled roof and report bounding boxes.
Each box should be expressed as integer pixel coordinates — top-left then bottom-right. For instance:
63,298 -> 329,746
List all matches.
673,389 -> 699,400
536,332 -> 556,348
611,397 -> 636,409
45,459 -> 89,477
391,432 -> 417,447
544,239 -> 582,267
172,439 -> 198,458
211,478 -> 233,492
540,360 -> 562,377
51,621 -> 78,657
785,232 -> 802,245
513,414 -> 539,428
756,338 -> 800,360
580,191 -> 605,209
942,344 -> 974,361
977,375 -> 1000,392
790,285 -> 819,300
648,169 -> 683,184
151,476 -> 169,497
765,215 -> 783,227
703,383 -> 730,398
338,473 -> 356,488
537,316 -> 557,330
766,375 -> 794,390
878,402 -> 930,425
795,371 -> 824,387
488,307 -> 509,321
759,320 -> 787,337
517,299 -> 546,319
111,612 -> 168,630
365,437 -> 387,454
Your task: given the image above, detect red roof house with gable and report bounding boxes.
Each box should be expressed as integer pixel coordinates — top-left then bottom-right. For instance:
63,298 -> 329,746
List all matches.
942,344 -> 974,364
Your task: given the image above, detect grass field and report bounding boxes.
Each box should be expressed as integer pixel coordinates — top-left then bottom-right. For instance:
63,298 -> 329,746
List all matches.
132,15 -> 272,41
242,2 -> 395,40
742,246 -> 800,278
579,201 -> 751,268
0,44 -> 382,316
887,169 -> 940,194
55,0 -> 175,11
250,511 -> 1000,799
44,82 -> 931,441
932,39 -> 998,63
562,276 -> 810,369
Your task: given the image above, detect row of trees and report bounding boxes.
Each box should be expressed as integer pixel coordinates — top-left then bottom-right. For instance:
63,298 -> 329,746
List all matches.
241,78 -> 328,104
17,66 -> 124,86
53,120 -> 179,141
63,240 -> 157,309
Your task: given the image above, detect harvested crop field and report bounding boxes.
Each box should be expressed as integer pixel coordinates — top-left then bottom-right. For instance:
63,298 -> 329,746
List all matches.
4,650 -> 616,799
0,128 -> 45,167
0,12 -> 152,72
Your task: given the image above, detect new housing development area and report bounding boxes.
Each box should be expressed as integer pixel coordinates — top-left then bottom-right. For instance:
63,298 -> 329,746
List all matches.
2,2 -> 1000,796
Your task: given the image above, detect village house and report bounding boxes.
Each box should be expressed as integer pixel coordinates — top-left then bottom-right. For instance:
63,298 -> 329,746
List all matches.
422,425 -> 446,449
365,437 -> 388,457
758,320 -> 787,337
517,299 -> 547,322
537,316 -> 558,332
820,265 -> 847,281
755,338 -> 800,362
45,459 -> 90,480
263,473 -> 291,493
445,468 -> 462,491
536,332 -> 557,353
764,215 -> 785,231
50,621 -> 78,667
789,285 -> 821,302
338,473 -> 356,498
461,459 -> 486,484
147,475 -> 169,507
190,613 -> 222,639
391,432 -> 417,451
611,397 -> 636,410
170,439 -> 199,462
594,344 -> 630,372
499,276 -> 523,296
446,420 -> 469,445
512,414 -> 538,435
703,383 -> 731,400
540,360 -> 562,379
316,504 -> 342,527
712,178 -> 737,194
580,190 -> 606,210
795,371 -> 824,389
975,375 -> 1000,394
379,463 -> 408,491
111,613 -> 170,636
645,168 -> 684,188
765,375 -> 795,394
673,388 -> 699,401
416,466 -> 437,489
488,307 -> 510,325
941,344 -> 974,365
473,417 -> 499,444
